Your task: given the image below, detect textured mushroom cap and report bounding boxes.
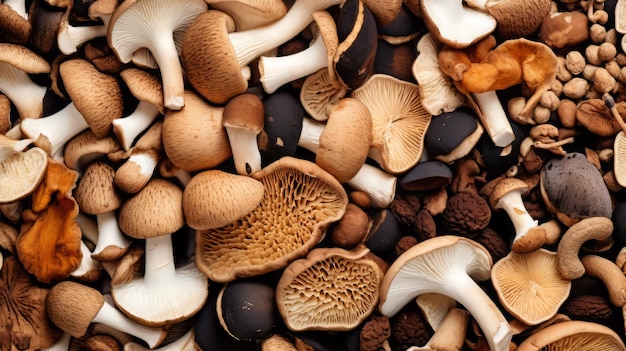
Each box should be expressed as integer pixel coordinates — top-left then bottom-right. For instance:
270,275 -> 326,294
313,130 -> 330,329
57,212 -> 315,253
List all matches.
195,157 -> 348,282
183,169 -> 265,230
119,68 -> 165,114
352,74 -> 430,174
74,161 -> 122,215
204,0 -> 287,31
63,130 -> 122,171
538,11 -> 590,49
0,5 -> 32,45
485,0 -> 552,39
46,281 -> 105,338
0,147 -> 48,204
59,59 -> 124,137
118,178 -> 184,239
540,152 -> 613,227
441,191 -> 491,235
491,249 -> 571,326
489,177 -> 529,209
181,10 -> 248,105
222,93 -> 265,134
399,160 -> 453,192
516,320 -> 625,350
276,246 -> 383,331
299,68 -> 347,122
0,43 -> 51,74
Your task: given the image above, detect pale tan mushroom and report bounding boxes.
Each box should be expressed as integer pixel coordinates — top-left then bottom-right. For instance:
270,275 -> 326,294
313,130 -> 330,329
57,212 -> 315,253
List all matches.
516,320 -> 625,350
0,147 -> 48,204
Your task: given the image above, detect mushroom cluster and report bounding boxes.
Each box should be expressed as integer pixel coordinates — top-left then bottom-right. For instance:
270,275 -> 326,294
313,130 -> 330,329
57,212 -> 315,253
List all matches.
3,0 -> 626,350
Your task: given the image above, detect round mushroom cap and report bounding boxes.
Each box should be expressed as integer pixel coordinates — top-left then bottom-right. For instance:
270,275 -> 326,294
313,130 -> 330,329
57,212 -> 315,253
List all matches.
46,280 -> 105,338
259,92 -> 304,164
222,93 -> 265,134
216,279 -> 277,341
424,109 -> 481,161
183,169 -> 265,230
74,161 -> 122,215
489,177 -> 529,209
516,320 -> 625,350
195,157 -> 348,283
491,249 -> 571,326
540,152 -> 613,227
275,246 -> 384,331
485,0 -> 552,39
0,147 -> 48,204
118,178 -> 184,239
0,43 -> 51,74
399,160 -> 453,192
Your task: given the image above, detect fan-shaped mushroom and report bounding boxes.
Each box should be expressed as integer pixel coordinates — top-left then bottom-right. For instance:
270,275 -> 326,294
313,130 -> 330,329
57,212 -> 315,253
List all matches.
516,320 -> 625,350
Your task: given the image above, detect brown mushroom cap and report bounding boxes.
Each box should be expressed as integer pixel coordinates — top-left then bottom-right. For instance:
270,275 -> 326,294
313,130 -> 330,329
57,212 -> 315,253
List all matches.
275,246 -> 383,331
222,93 -> 265,134
203,0 -> 287,31
74,161 -> 122,215
118,178 -> 184,239
0,42 -> 51,74
183,169 -> 265,230
46,280 -> 105,338
195,156 -> 348,282
485,0 -> 552,39
119,67 -> 165,114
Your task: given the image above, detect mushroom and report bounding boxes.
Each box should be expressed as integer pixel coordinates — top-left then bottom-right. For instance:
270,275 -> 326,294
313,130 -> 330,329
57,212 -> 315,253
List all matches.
20,58 -> 124,159
406,308 -> 469,351
489,177 -> 547,253
107,0 -> 207,110
580,254 -> 626,307
180,0 -> 344,104
259,90 -> 304,163
62,129 -> 122,171
195,156 -> 348,282
183,169 -> 265,230
516,320 -> 625,350
0,256 -> 64,351
0,146 -> 48,204
74,161 -> 131,262
490,249 -> 571,326
298,67 -> 348,122
0,43 -> 50,119
46,280 -> 168,348
56,0 -> 118,55
399,159 -> 453,192
275,246 -> 384,331
441,191 -> 491,236
222,93 -> 265,175
0,0 -> 32,45
203,0 -> 287,31
111,68 -> 164,151
352,73 -> 431,174
423,108 -> 484,164
378,236 -> 512,351
484,0 -> 552,39
538,11 -> 590,49
114,178 -> 208,326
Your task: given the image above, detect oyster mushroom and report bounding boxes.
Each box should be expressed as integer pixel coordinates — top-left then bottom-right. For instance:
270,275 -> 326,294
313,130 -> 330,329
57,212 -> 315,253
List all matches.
276,246 -> 384,331
516,320 -> 625,350
195,157 -> 348,283
379,235 -> 512,351
0,0 -> 31,45
298,67 -> 348,122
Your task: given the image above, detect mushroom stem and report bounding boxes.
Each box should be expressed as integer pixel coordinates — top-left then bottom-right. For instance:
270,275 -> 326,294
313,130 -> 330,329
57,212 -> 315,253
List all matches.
298,116 -> 324,153
602,92 -> 626,135
112,101 -> 161,151
148,35 -> 185,110
143,234 -> 178,285
0,134 -> 32,163
93,300 -> 166,348
20,102 -> 90,159
71,240 -> 100,278
92,211 -> 131,261
468,91 -> 516,147
115,150 -> 160,193
4,0 -> 27,19
493,188 -> 538,243
259,32 -> 328,94
58,19 -> 110,55
228,0 -> 344,68
0,62 -> 47,119
225,127 -> 262,175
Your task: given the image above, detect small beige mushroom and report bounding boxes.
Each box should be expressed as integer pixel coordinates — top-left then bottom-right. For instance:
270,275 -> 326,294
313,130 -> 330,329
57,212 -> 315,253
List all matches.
222,93 -> 265,175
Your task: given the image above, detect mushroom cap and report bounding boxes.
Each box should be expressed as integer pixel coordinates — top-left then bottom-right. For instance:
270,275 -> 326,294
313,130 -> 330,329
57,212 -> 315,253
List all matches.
352,74 -> 431,174
491,249 -> 571,326
74,161 -> 122,215
216,279 -> 277,341
118,178 -> 184,239
399,160 -> 453,192
489,177 -> 529,209
0,4 -> 32,45
576,99 -> 622,137
59,58 -> 124,137
63,129 -> 122,171
46,280 -> 105,338
485,0 -> 552,39
119,68 -> 165,114
0,43 -> 51,74
259,91 -> 304,164
181,10 -> 248,104
540,152 -> 613,227
0,147 -> 48,204
299,67 -> 347,122
183,169 -> 265,230
614,132 -> 626,187
516,320 -> 625,350
204,0 -> 288,31
195,156 -> 348,282
316,97 -> 373,183
538,11 -> 590,49
275,246 -> 383,331
222,93 -> 265,134
424,108 -> 482,162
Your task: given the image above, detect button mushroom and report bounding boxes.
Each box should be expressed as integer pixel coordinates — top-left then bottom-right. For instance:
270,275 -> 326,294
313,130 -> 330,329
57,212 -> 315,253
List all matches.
222,93 -> 265,176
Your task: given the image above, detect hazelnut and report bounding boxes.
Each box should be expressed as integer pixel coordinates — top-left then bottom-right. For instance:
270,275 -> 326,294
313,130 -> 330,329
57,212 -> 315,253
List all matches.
592,67 -> 616,93
533,105 -> 552,124
597,42 -> 617,62
565,51 -> 586,74
562,77 -> 589,99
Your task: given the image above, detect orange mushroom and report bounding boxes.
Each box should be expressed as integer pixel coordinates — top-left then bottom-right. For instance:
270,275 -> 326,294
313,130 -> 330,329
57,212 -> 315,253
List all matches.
15,158 -> 82,284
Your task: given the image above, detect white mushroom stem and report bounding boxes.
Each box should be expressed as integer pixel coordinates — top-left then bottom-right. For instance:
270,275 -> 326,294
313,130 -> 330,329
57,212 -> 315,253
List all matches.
225,126 -> 262,175
20,102 -> 89,159
93,300 -> 166,348
57,17 -> 111,55
298,117 -> 396,208
112,101 -> 161,151
493,188 -> 538,243
143,234 -> 177,285
0,62 -> 47,119
259,32 -> 328,94
470,91 -> 515,147
115,150 -> 159,193
228,0 -> 343,68
4,0 -> 27,19
92,211 -> 132,259
71,240 -> 100,278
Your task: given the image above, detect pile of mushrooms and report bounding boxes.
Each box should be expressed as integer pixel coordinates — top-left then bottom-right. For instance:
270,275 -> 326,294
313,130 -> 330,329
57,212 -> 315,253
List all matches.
4,0 -> 626,350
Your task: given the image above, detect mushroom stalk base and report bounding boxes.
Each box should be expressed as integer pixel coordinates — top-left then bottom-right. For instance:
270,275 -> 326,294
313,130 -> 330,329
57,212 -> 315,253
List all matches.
93,301 -> 165,348
92,211 -> 131,260
495,190 -> 538,243
469,91 -> 515,148
143,234 -> 177,285
225,127 -> 262,175
0,62 -> 47,119
113,101 -> 161,151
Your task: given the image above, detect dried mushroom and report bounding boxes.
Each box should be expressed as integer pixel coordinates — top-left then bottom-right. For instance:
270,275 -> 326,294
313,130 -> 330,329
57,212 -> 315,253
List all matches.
195,156 -> 348,282
0,147 -> 48,204
276,246 -> 383,331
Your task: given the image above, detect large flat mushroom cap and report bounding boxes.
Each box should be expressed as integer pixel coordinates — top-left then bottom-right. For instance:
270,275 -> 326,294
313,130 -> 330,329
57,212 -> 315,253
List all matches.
195,156 -> 348,282
275,246 -> 383,332
0,147 -> 48,204
516,320 -> 625,350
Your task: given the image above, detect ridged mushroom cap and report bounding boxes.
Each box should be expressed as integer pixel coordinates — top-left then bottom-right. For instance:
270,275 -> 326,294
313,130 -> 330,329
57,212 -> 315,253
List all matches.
46,281 -> 105,338
118,178 -> 184,239
74,161 -> 122,215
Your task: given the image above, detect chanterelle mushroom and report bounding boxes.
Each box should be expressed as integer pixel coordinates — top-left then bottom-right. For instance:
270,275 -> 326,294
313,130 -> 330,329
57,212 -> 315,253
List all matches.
195,156 -> 348,282
379,235 -> 512,351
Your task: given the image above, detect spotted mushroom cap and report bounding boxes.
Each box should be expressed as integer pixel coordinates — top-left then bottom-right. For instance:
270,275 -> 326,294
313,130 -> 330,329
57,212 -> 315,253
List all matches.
195,156 -> 349,283
275,246 -> 383,331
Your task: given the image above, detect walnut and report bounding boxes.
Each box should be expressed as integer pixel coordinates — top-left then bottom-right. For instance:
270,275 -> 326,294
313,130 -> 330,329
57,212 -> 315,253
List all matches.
413,209 -> 436,242
388,194 -> 421,228
441,191 -> 491,236
395,236 -> 418,257
390,304 -> 433,350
